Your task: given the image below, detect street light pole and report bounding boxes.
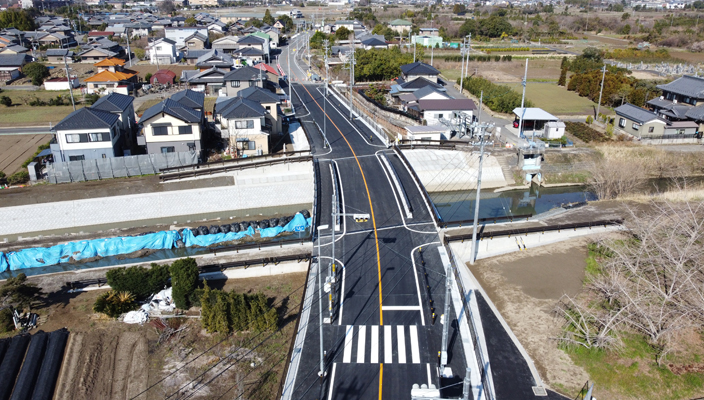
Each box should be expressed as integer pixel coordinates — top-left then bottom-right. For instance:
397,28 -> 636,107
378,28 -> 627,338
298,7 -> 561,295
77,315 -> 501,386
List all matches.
288,41 -> 294,113
469,125 -> 491,265
517,59 -> 528,139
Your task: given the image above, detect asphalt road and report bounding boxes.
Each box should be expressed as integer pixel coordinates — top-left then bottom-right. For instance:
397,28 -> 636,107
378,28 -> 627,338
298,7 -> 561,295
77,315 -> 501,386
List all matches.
280,33 -> 570,400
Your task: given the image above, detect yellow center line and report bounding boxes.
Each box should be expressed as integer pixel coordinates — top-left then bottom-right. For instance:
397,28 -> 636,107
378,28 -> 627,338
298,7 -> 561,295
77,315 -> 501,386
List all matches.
299,84 -> 385,398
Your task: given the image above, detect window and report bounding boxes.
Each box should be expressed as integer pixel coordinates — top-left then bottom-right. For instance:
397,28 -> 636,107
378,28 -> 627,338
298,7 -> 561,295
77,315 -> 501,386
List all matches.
89,132 -> 111,142
265,106 -> 271,113
235,120 -> 254,129
648,126 -> 654,133
66,133 -> 88,143
247,141 -> 256,150
69,155 -> 85,161
249,80 -> 256,87
677,128 -> 685,135
153,126 -> 169,135
437,113 -> 443,119
230,80 -> 240,87
102,154 -> 107,158
619,118 -> 626,128
632,123 -> 640,130
178,125 -> 193,135
161,146 -> 175,153
156,46 -> 162,51
188,42 -> 194,47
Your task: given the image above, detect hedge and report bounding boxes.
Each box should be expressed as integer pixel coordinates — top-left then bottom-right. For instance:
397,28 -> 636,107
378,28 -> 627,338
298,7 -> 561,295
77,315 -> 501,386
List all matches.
458,76 -> 532,114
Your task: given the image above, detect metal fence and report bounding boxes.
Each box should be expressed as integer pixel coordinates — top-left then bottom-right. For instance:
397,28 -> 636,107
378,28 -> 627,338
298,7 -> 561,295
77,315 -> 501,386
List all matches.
46,152 -> 198,183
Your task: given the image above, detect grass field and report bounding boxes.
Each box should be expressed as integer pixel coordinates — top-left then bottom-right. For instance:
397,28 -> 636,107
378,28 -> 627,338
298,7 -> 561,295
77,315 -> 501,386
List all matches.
502,82 -> 596,115
0,89 -> 83,127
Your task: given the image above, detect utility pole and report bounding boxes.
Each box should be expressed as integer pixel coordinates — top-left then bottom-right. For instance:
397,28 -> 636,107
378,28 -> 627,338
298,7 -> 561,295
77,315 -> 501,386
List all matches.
459,37 -> 466,92
596,65 -> 606,123
348,36 -> 355,120
317,233 -> 325,377
327,193 -> 336,322
288,41 -> 294,113
63,56 -> 76,111
413,38 -> 416,63
439,259 -> 452,371
126,28 -> 132,66
324,39 -> 329,147
478,91 -> 483,126
469,125 -> 491,265
517,59 -> 528,139
430,44 -> 434,66
464,34 -> 471,81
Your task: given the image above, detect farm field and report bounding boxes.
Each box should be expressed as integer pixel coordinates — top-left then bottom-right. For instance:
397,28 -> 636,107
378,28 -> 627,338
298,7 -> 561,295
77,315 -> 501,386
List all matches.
0,134 -> 52,175
0,89 -> 83,127
502,82 -> 596,116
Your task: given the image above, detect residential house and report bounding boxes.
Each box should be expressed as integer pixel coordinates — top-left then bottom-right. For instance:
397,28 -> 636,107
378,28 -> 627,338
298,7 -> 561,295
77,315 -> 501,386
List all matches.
91,92 -> 137,147
183,32 -> 209,51
334,20 -> 364,33
38,32 -> 76,48
214,97 -> 270,156
615,103 -> 668,138
182,49 -> 210,65
419,28 -> 439,36
84,58 -> 138,94
195,49 -> 234,71
222,66 -> 265,97
46,48 -> 74,63
390,76 -> 445,100
138,92 -> 205,155
231,47 -> 265,66
238,86 -> 282,133
400,62 -> 441,84
165,27 -> 209,48
361,37 -> 388,50
273,20 -> 285,30
207,21 -> 228,34
408,99 -> 476,126
404,125 -> 450,141
50,107 -> 123,162
181,67 -> 229,95
647,75 -> 704,130
237,34 -> 269,62
398,85 -> 450,106
212,35 -> 241,53
0,54 -> 30,83
262,28 -> 280,48
0,45 -> 29,55
148,38 -> 180,65
389,19 -> 412,34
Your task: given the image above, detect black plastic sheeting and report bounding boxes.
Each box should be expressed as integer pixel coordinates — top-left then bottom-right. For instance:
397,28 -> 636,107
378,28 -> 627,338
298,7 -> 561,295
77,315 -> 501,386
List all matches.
10,331 -> 48,400
0,334 -> 31,400
31,328 -> 69,400
183,211 -> 311,238
0,338 -> 9,363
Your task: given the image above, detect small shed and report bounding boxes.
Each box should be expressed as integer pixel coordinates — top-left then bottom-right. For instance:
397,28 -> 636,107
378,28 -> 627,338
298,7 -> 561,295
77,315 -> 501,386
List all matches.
545,121 -> 566,139
513,107 -> 559,138
150,69 -> 177,85
664,120 -> 698,136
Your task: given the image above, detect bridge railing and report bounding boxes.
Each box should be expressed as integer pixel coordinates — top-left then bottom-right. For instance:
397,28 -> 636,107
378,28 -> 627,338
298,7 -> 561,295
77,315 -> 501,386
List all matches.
444,219 -> 624,244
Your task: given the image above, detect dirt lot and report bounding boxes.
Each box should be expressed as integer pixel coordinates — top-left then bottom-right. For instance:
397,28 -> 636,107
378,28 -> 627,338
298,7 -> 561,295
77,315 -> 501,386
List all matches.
438,58 -> 563,83
0,134 -> 51,175
468,238 -> 593,396
28,272 -> 307,400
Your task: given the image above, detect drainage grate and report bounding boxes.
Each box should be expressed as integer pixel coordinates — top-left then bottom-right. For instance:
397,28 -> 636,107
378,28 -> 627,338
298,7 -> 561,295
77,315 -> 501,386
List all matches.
532,386 -> 548,396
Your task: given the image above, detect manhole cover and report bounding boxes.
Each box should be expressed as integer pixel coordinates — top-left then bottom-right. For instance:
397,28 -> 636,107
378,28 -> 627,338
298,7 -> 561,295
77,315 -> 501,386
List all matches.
532,386 -> 548,396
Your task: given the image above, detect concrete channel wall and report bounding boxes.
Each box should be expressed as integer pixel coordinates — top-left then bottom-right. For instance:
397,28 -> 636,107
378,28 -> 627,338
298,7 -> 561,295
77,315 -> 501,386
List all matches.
0,162 -> 314,238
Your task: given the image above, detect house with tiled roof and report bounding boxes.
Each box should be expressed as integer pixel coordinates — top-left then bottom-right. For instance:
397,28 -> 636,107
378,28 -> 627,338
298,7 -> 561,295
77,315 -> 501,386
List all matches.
400,62 -> 441,84
91,92 -> 137,143
138,91 -> 205,155
46,48 -> 74,63
389,19 -> 412,34
84,58 -> 138,94
214,96 -> 271,156
647,75 -> 704,132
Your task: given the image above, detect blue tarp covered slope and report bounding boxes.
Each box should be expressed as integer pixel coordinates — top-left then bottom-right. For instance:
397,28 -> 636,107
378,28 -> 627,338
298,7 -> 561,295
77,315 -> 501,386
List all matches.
0,212 -> 313,273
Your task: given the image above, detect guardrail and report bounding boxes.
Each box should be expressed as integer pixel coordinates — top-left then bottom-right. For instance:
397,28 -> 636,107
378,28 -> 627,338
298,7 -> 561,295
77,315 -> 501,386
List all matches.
392,145 -> 443,226
159,155 -> 314,182
441,214 -> 533,229
444,219 -> 623,243
159,150 -> 310,174
445,244 -> 494,400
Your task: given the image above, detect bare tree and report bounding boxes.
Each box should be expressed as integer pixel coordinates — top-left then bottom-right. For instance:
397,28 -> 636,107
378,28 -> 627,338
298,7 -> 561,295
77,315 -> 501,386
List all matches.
555,201 -> 704,364
585,158 -> 646,200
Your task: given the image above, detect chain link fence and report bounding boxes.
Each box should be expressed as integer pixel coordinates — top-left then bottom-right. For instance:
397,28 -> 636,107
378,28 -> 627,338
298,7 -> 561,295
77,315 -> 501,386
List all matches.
46,152 -> 198,183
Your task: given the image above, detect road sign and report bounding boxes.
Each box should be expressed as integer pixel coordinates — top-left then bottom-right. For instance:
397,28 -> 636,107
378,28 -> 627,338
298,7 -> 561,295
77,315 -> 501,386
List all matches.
353,213 -> 370,223
294,225 -> 306,232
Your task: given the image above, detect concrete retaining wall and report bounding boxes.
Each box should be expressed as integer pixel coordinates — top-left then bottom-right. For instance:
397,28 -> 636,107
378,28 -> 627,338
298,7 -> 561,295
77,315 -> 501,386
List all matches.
0,162 -> 313,236
402,149 -> 507,192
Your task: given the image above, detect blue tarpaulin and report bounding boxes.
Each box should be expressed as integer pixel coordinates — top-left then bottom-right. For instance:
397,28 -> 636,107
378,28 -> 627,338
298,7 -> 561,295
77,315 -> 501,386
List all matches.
0,212 -> 312,273
5,231 -> 180,271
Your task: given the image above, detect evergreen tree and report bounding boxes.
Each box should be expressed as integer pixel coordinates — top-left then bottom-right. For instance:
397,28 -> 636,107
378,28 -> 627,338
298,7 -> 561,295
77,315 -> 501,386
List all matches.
170,258 -> 199,309
200,280 -> 214,331
263,9 -> 275,25
560,56 -> 568,70
558,67 -> 567,86
229,292 -> 247,331
212,292 -> 231,334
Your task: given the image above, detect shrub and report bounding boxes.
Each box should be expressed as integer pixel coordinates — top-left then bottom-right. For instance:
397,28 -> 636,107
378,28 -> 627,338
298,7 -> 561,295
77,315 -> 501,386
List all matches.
200,285 -> 279,334
144,72 -> 152,82
23,62 -> 50,86
170,258 -> 199,309
458,76 -> 532,114
106,263 -> 171,300
93,290 -> 138,318
0,308 -> 13,333
0,96 -> 11,107
84,94 -> 100,105
0,171 -> 5,181
8,170 -> 29,185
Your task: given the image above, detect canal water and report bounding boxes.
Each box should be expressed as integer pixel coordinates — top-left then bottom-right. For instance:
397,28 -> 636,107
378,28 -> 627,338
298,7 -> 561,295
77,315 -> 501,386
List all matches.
430,184 -> 597,224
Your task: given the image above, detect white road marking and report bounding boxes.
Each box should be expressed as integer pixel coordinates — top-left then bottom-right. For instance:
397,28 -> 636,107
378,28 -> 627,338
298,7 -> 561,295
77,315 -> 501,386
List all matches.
327,363 -> 337,400
381,305 -> 422,311
409,325 -> 421,364
426,363 -> 432,386
343,325 -> 353,363
397,326 -> 407,364
338,261 -> 346,326
356,325 -> 366,363
370,326 -> 379,364
384,325 -> 392,364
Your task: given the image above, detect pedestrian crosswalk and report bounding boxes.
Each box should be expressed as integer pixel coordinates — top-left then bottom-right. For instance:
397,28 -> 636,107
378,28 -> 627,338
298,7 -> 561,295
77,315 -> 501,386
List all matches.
342,325 -> 422,364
